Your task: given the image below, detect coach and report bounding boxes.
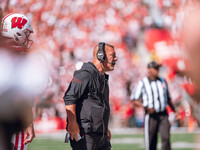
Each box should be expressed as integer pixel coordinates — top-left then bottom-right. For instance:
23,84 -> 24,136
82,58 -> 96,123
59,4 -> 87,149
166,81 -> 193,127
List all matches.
130,61 -> 175,150
63,42 -> 117,150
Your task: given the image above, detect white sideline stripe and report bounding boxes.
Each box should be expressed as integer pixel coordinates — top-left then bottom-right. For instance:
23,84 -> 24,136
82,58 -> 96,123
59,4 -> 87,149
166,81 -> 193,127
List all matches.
32,136 -> 200,149
32,131 -> 200,149
111,138 -> 143,144
172,142 -> 200,149
156,142 -> 200,149
112,139 -> 200,149
34,127 -> 200,138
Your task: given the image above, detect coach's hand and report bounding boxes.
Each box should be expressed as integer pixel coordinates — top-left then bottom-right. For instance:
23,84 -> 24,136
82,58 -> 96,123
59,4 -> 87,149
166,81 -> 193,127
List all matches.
24,123 -> 35,144
68,121 -> 80,141
147,107 -> 155,114
107,129 -> 111,141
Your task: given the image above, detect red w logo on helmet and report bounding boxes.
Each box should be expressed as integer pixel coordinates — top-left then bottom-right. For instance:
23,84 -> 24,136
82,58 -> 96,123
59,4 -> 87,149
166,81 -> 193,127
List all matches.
11,17 -> 27,29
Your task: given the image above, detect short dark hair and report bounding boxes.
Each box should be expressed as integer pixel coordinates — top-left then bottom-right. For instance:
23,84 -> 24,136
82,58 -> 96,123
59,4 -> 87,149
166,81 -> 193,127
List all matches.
105,43 -> 114,49
94,43 -> 114,51
147,61 -> 161,70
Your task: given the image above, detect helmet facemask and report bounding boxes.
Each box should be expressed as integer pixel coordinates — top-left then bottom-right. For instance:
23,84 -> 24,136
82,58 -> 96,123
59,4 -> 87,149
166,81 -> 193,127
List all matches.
14,28 -> 33,49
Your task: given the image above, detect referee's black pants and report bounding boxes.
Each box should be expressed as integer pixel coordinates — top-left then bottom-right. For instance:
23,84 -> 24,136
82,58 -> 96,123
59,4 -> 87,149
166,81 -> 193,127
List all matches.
70,133 -> 111,150
144,111 -> 171,150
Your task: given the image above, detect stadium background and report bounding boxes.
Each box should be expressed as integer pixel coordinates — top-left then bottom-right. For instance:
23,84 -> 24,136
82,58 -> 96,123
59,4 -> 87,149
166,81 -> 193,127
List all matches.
1,0 -> 200,149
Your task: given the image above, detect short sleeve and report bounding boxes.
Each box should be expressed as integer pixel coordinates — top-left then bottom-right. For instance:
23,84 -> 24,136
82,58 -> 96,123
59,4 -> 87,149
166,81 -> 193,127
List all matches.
63,70 -> 91,105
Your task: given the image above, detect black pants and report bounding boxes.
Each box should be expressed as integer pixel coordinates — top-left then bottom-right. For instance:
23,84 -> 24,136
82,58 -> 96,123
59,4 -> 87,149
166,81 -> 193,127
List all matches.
70,133 -> 111,150
144,111 -> 171,150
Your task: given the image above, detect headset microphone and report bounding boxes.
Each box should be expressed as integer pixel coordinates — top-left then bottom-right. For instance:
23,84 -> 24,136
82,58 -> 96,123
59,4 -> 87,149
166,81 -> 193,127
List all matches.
104,61 -> 115,66
108,61 -> 115,65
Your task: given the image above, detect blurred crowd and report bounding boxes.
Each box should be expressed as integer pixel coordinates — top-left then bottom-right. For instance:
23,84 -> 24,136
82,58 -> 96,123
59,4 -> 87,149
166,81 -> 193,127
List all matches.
0,0 -> 198,131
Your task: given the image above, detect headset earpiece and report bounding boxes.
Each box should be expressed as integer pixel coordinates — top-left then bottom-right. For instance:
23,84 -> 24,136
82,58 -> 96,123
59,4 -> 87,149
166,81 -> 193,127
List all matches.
97,42 -> 105,62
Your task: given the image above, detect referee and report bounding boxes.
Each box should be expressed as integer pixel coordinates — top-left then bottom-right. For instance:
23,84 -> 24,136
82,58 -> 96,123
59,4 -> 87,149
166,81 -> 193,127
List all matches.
130,61 -> 175,150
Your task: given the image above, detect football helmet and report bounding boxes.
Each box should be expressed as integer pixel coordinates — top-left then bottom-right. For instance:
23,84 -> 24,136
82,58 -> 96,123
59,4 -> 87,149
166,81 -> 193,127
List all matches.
1,13 -> 33,49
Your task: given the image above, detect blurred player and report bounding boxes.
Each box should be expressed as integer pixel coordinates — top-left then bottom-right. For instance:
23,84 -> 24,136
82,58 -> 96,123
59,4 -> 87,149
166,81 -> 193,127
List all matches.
0,13 -> 48,150
181,1 -> 200,96
179,0 -> 200,126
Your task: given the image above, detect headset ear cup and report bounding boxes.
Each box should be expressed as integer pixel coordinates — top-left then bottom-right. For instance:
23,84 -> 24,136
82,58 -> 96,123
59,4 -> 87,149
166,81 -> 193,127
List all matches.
97,50 -> 105,62
97,42 -> 105,62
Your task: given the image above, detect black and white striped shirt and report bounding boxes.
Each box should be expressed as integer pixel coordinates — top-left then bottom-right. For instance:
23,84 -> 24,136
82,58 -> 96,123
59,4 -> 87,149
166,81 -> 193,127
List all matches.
130,77 -> 171,113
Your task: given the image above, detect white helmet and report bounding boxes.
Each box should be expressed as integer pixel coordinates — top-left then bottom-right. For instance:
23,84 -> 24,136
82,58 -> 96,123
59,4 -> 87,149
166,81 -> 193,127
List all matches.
1,13 -> 33,49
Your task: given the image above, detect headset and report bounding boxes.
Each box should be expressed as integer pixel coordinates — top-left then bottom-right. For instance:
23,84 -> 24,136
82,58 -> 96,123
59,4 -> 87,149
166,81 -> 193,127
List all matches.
97,42 -> 115,66
97,42 -> 106,62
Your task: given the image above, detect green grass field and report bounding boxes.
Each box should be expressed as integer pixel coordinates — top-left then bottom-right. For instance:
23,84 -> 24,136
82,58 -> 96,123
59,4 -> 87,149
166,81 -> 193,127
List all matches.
28,131 -> 198,150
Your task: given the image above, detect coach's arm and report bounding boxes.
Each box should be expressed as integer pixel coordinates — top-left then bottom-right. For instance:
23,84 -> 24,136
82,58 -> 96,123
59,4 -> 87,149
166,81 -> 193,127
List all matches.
65,104 -> 80,141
